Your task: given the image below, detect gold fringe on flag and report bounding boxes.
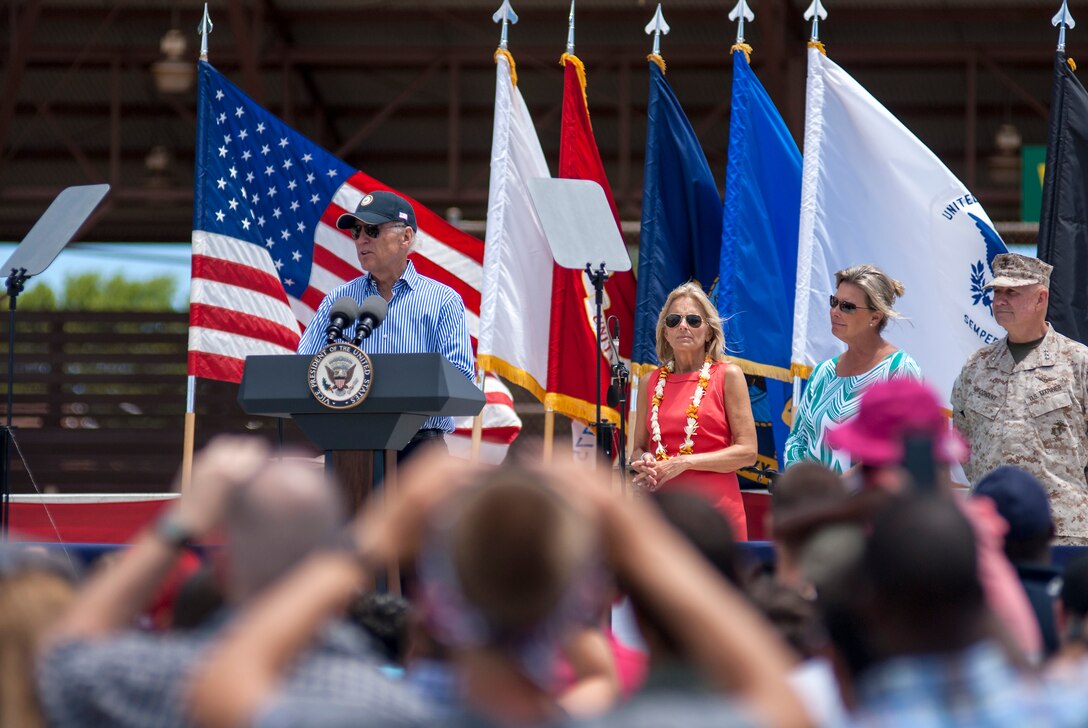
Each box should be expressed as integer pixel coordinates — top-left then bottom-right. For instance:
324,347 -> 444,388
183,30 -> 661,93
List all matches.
730,43 -> 753,64
560,53 -> 590,111
494,48 -> 519,87
647,53 -> 667,74
1069,57 -> 1078,72
807,40 -> 827,55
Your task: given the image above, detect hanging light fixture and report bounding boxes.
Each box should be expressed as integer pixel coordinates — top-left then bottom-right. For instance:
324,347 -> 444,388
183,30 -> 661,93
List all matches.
151,26 -> 195,94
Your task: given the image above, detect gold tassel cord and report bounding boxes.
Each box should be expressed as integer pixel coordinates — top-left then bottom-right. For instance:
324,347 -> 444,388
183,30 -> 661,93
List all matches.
807,40 -> 827,55
1069,57 -> 1078,72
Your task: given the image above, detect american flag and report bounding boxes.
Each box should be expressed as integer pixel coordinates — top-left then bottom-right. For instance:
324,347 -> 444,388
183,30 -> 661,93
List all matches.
189,61 -> 520,451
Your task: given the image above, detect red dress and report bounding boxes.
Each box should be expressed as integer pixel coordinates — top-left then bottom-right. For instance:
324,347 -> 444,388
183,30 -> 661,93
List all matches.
644,361 -> 747,540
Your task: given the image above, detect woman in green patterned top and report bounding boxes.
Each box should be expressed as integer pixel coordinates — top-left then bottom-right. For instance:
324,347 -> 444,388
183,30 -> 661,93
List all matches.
784,264 -> 922,474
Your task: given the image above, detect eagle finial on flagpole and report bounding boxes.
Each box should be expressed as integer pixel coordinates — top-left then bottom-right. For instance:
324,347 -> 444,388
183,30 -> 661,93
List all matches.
1053,0 -> 1076,52
804,0 -> 828,42
729,0 -> 755,46
198,3 -> 213,61
644,4 -> 670,58
567,0 -> 576,55
493,0 -> 519,50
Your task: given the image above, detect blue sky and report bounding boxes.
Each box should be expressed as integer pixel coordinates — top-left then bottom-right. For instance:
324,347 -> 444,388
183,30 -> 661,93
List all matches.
0,242 -> 192,310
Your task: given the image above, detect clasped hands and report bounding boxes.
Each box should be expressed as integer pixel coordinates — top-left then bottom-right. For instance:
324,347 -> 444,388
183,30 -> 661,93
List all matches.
629,452 -> 689,493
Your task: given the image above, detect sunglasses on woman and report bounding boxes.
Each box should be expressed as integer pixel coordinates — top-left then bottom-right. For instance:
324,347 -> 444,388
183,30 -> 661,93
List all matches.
664,313 -> 704,329
350,222 -> 403,240
829,295 -> 873,314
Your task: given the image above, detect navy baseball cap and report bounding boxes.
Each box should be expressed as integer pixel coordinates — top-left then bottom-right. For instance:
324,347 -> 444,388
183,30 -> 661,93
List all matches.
336,191 -> 417,231
972,465 -> 1053,541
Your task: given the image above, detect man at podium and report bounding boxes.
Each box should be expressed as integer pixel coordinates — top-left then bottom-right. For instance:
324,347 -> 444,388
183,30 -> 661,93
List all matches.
297,191 -> 475,460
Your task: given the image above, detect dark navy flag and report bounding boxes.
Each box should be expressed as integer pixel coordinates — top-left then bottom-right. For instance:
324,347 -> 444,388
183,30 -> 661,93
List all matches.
633,58 -> 723,370
1039,52 -> 1088,344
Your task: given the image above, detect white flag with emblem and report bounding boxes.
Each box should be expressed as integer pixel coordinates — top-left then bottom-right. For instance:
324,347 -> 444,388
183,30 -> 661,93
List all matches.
792,46 -> 1008,405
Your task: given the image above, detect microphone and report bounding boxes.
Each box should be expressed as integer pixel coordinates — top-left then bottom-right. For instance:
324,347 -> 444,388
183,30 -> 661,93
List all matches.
606,315 -> 623,408
606,316 -> 622,368
353,295 -> 388,344
325,296 -> 360,343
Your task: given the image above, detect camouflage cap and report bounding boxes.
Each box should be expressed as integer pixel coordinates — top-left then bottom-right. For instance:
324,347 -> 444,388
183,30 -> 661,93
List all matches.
984,253 -> 1052,289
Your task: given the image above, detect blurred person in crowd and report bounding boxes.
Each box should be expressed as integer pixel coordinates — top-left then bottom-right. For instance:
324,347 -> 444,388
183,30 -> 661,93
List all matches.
651,490 -> 743,587
785,264 -> 921,474
952,253 -> 1088,545
973,466 -> 1062,658
767,462 -> 849,596
1051,555 -> 1088,673
348,591 -> 411,670
146,549 -> 204,631
37,436 -> 431,728
846,495 -> 1088,726
747,575 -> 848,728
0,546 -> 76,728
630,282 -> 757,539
188,452 -> 812,728
822,378 -> 1043,661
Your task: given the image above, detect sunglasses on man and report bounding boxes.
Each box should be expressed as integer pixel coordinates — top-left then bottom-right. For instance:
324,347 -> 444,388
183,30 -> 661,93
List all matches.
829,295 -> 873,314
664,313 -> 704,329
349,222 -> 404,241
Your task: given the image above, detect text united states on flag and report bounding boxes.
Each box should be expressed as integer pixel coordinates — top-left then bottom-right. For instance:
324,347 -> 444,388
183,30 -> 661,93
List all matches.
189,60 -> 520,450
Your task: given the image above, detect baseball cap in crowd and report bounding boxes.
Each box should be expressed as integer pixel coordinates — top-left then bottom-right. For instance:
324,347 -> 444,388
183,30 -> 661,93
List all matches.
825,378 -> 969,468
972,465 -> 1053,542
336,191 -> 417,232
985,253 -> 1053,289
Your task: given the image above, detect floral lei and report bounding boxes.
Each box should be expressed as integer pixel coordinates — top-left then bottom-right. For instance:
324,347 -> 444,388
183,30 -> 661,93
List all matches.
650,357 -> 713,460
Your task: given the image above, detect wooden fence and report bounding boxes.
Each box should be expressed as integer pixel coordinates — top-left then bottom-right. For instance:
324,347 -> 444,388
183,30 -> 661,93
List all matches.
0,312 -> 314,494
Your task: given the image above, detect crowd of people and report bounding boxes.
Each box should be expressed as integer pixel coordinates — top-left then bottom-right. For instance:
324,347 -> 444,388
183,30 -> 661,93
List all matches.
5,186 -> 1088,726
5,408 -> 1088,727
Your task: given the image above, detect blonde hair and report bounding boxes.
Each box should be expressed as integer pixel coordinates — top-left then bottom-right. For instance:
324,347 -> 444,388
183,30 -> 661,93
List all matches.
0,570 -> 75,728
835,264 -> 905,333
654,283 -> 727,364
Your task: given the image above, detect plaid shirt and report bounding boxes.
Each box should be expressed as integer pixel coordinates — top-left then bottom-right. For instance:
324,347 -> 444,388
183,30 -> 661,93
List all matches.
852,641 -> 1088,728
38,615 -> 433,728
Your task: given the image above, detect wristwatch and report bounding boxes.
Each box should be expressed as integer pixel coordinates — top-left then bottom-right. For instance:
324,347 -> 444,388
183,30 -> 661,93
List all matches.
154,514 -> 195,550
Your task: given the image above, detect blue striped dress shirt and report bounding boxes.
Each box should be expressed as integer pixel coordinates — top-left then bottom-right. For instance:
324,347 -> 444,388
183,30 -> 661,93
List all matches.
297,260 -> 477,433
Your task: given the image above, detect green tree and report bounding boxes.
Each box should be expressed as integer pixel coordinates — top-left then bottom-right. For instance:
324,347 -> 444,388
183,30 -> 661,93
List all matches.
18,272 -> 180,311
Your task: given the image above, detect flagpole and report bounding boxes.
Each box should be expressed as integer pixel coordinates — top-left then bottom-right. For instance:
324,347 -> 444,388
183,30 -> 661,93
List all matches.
183,4 -> 213,491
470,372 -> 484,461
1053,0 -> 1075,52
544,409 -> 555,462
804,0 -> 827,44
472,1 -> 521,464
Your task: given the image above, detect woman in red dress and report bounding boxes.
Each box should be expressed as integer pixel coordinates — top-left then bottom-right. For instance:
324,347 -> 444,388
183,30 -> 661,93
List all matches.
630,283 -> 757,539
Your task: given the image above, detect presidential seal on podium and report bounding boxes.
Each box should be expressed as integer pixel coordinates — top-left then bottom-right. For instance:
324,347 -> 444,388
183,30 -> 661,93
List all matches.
307,342 -> 374,409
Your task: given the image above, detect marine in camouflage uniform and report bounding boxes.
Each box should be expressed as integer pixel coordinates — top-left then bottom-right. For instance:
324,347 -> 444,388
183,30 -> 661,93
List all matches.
952,253 -> 1088,545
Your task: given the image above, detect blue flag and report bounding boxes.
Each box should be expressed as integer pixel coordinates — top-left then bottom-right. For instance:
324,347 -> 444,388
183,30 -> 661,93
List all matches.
718,49 -> 802,474
633,59 -> 722,370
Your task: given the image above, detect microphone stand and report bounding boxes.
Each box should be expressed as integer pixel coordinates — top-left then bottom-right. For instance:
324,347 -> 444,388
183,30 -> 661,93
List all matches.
2,267 -> 28,540
612,354 -> 629,492
585,262 -> 616,470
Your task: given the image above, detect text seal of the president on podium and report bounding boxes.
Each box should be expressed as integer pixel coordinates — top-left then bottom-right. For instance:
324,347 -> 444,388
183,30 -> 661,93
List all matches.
306,343 -> 374,409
